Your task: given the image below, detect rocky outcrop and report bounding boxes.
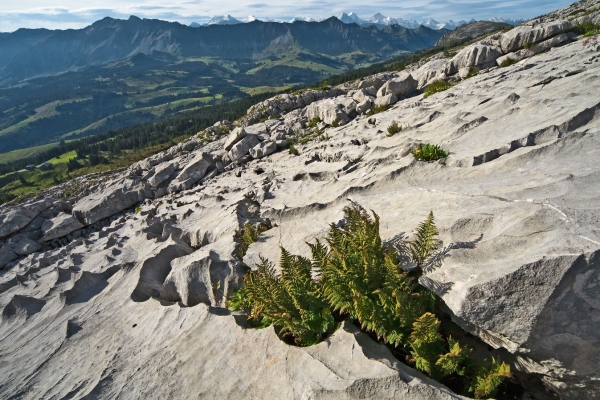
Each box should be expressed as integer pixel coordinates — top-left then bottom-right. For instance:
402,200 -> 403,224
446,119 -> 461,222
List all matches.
497,33 -> 574,65
0,199 -> 51,239
168,152 -> 214,193
72,179 -> 150,225
500,20 -> 573,53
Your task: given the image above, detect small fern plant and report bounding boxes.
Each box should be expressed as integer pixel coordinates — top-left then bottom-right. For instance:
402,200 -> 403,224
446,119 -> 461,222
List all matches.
470,358 -> 512,399
244,248 -> 336,346
235,222 -> 266,259
409,211 -> 440,272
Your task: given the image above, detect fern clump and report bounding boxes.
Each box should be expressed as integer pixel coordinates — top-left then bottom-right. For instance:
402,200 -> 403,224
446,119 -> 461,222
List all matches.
409,312 -> 445,376
244,248 -> 337,346
235,222 -> 265,258
412,143 -> 449,162
312,205 -> 436,347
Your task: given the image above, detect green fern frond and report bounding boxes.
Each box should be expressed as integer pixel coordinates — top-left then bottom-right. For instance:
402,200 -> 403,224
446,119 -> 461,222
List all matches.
409,211 -> 440,271
436,336 -> 472,376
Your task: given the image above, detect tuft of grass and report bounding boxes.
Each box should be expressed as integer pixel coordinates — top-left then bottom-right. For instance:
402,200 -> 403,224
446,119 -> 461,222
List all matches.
500,58 -> 519,68
307,116 -> 321,129
423,80 -> 452,98
387,121 -> 403,136
465,67 -> 479,79
366,104 -> 391,116
135,206 -> 142,213
572,21 -> 600,37
331,118 -> 340,128
412,143 -> 449,161
523,41 -> 534,49
289,145 -> 299,156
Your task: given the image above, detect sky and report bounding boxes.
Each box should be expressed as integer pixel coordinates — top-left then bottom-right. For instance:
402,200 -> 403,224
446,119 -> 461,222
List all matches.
0,0 -> 574,33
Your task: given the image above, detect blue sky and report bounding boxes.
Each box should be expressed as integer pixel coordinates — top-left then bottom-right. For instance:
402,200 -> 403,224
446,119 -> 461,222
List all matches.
0,0 -> 574,32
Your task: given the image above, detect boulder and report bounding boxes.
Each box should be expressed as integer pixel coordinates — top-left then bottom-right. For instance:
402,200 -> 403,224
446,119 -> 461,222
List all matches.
306,99 -> 351,125
352,88 -> 374,103
0,199 -> 52,239
244,123 -> 268,136
357,72 -> 394,91
224,127 -> 247,151
13,238 -> 42,256
0,246 -> 18,269
356,99 -> 373,114
374,94 -> 398,107
500,20 -> 572,53
376,72 -> 418,98
249,141 -> 277,159
413,59 -> 448,89
159,249 -> 214,306
147,161 -> 178,187
227,135 -> 261,161
72,180 -> 150,225
448,44 -> 503,75
168,152 -> 214,193
42,212 -> 84,241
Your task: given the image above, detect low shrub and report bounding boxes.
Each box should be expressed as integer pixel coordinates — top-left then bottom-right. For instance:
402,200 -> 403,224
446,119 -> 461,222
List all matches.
500,58 -> 518,68
412,143 -> 449,161
423,80 -> 452,98
387,121 -> 403,136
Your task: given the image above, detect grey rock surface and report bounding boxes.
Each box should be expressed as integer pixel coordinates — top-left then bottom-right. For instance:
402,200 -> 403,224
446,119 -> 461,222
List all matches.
0,245 -> 17,269
12,238 -> 42,256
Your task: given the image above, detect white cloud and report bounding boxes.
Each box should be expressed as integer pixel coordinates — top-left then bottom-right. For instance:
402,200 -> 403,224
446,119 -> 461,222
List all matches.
0,0 -> 574,32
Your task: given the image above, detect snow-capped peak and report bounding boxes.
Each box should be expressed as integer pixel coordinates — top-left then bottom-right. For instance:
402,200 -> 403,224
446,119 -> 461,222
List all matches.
242,15 -> 258,23
289,16 -> 316,23
208,15 -> 241,25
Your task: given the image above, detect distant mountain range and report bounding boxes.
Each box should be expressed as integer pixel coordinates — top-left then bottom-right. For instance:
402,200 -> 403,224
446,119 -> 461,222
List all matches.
189,13 -> 524,30
0,16 -> 447,84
